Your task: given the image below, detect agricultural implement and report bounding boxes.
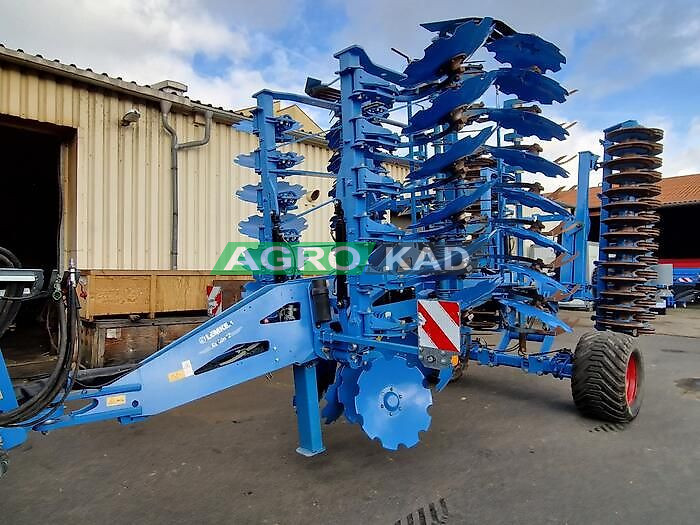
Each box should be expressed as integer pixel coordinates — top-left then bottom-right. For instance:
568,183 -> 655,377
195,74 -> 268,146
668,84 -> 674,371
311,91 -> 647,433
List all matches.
0,16 -> 663,477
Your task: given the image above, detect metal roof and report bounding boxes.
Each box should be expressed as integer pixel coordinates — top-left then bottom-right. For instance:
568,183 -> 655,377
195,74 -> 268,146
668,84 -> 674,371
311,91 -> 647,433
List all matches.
549,174 -> 700,209
0,42 -> 410,165
0,43 -> 248,124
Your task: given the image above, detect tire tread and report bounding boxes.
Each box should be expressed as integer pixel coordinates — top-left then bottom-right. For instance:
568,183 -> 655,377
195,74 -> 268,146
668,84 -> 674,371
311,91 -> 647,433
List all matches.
571,330 -> 642,422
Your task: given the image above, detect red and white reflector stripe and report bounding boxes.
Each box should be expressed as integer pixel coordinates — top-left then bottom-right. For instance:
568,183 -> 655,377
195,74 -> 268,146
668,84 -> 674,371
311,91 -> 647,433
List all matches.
417,299 -> 460,352
206,285 -> 222,317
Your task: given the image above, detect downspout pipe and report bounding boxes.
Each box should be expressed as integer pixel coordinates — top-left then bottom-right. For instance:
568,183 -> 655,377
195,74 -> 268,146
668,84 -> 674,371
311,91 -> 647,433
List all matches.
160,101 -> 213,270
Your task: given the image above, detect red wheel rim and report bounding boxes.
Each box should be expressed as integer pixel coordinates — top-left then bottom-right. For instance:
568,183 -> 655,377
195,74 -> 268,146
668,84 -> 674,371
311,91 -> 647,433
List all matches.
625,355 -> 638,405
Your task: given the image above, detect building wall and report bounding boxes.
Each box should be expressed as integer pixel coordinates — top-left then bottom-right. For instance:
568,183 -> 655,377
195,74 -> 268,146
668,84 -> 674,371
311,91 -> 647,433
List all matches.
0,62 -> 409,271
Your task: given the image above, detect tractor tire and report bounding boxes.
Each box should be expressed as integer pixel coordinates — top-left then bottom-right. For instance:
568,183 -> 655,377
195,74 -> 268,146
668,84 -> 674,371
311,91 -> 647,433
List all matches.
0,449 -> 8,479
571,330 -> 643,422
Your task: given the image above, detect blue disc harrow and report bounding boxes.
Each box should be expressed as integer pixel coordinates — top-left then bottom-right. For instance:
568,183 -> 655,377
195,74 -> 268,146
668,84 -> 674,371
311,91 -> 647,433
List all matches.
0,16 -> 662,471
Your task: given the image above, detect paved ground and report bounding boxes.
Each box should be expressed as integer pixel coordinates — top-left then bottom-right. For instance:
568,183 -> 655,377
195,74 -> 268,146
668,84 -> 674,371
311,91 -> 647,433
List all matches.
1,310 -> 699,524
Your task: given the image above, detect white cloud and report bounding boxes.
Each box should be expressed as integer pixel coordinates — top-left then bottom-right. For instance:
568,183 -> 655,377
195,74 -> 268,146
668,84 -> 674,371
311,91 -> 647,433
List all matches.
0,0 -> 697,181
0,0 -> 333,110
646,116 -> 700,178
568,1 -> 700,97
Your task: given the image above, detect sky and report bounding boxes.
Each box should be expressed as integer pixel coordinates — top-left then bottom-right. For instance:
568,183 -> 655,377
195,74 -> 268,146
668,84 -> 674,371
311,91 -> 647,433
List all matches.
0,0 -> 698,190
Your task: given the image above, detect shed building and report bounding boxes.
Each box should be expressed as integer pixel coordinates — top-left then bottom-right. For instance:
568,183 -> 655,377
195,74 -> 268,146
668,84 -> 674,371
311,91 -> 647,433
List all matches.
0,45 -> 408,371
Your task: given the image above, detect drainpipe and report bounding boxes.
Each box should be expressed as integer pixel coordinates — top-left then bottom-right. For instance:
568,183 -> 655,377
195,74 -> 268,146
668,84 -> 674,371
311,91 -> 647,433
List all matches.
160,101 -> 213,269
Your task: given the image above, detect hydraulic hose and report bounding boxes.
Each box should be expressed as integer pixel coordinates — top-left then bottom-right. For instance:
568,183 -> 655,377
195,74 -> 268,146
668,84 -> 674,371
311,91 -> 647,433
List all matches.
0,247 -> 23,339
0,270 -> 79,427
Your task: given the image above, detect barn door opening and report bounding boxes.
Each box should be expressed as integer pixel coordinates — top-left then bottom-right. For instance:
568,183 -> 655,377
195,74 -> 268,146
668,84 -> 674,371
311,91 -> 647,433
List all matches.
0,120 -> 67,378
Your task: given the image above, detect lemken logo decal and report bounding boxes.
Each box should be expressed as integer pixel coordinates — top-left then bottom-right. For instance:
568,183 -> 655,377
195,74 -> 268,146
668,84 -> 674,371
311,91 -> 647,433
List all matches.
198,321 -> 232,345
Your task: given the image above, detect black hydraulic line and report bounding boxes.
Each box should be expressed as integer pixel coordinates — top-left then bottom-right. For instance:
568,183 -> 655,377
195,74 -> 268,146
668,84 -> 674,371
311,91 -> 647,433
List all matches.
0,247 -> 23,339
0,271 -> 79,427
333,203 -> 349,308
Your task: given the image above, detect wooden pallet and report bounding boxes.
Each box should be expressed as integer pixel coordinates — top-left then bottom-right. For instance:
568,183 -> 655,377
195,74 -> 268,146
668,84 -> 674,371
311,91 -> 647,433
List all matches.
77,270 -> 251,320
80,315 -> 209,368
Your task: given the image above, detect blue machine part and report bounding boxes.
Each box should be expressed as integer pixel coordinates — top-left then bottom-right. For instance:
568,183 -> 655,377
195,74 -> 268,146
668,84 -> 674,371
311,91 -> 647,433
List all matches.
559,152 -> 598,303
413,182 -> 494,227
463,108 -> 568,141
494,68 -> 568,104
321,370 -> 344,424
408,127 -> 494,180
496,185 -> 572,216
233,119 -> 255,134
337,365 -> 362,424
1,15 -> 612,463
236,181 -> 306,209
336,45 -> 406,85
402,17 -> 494,87
403,73 -> 498,134
0,279 -> 326,455
0,351 -> 27,450
354,355 -> 432,450
486,33 -> 566,73
673,266 -> 700,286
235,152 -> 256,169
501,226 -> 569,254
499,298 -> 572,333
486,147 -> 569,177
453,278 -> 499,303
502,263 -> 568,294
238,213 -> 307,239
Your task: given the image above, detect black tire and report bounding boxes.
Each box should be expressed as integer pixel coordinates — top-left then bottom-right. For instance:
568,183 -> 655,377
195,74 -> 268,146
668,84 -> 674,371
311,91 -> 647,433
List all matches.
0,449 -> 8,479
571,331 -> 644,422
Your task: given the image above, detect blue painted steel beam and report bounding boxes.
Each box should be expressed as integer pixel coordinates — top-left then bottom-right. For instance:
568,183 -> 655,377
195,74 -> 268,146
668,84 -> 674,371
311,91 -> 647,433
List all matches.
469,346 -> 572,378
293,362 -> 325,456
14,280 -> 321,434
560,151 -> 598,301
0,351 -> 28,450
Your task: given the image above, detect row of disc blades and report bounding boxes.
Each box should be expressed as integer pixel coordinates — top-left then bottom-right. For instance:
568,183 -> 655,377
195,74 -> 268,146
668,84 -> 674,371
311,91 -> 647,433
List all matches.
595,125 -> 663,335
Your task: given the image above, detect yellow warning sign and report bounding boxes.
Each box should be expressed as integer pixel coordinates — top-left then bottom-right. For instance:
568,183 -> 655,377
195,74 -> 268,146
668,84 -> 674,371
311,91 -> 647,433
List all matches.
168,369 -> 186,383
106,395 -> 126,407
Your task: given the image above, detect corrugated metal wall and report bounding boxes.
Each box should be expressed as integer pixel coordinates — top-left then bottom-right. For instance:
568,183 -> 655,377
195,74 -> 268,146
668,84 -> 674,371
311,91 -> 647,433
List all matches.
0,62 -> 409,270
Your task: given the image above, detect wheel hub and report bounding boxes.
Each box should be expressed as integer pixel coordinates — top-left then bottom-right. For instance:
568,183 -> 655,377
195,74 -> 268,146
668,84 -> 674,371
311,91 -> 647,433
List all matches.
355,355 -> 432,450
625,355 -> 638,405
382,389 -> 401,413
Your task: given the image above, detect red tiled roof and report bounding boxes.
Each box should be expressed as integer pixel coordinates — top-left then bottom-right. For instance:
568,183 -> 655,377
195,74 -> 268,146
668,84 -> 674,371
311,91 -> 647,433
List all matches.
549,174 -> 700,209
